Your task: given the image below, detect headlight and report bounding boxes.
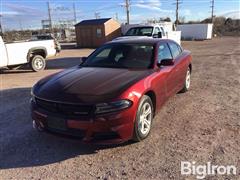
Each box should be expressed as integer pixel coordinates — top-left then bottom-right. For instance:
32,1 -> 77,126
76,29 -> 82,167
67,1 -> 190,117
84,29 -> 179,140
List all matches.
95,100 -> 132,114
30,87 -> 36,103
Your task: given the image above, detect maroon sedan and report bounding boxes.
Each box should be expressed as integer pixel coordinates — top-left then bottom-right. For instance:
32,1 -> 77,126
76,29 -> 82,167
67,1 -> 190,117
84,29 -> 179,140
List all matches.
31,38 -> 192,144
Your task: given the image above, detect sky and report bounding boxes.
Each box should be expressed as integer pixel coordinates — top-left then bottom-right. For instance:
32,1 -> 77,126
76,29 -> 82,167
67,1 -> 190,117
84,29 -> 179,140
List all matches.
0,0 -> 239,30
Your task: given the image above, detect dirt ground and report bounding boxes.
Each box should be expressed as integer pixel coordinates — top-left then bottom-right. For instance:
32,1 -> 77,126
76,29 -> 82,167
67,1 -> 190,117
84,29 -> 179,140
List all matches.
0,37 -> 239,180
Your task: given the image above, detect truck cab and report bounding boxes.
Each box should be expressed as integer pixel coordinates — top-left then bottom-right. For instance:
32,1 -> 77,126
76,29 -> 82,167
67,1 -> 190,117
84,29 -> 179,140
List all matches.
115,23 -> 181,45
124,25 -> 166,38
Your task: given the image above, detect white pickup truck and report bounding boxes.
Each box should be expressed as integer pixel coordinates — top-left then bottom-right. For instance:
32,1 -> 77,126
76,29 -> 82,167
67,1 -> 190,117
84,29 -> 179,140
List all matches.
116,23 -> 181,45
0,36 -> 57,72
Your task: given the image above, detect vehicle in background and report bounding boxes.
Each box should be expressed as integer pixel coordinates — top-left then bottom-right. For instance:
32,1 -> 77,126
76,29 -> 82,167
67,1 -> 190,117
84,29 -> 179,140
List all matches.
31,38 -> 192,144
115,23 -> 181,45
0,35 -> 57,72
31,34 -> 61,53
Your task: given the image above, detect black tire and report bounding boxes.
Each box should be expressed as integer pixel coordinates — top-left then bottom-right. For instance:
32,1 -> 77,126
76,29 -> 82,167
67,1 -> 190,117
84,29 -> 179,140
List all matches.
30,55 -> 46,72
179,67 -> 191,93
133,95 -> 154,142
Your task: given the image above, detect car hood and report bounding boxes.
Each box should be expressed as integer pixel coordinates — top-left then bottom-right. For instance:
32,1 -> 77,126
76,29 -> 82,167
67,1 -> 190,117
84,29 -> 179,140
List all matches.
33,66 -> 153,104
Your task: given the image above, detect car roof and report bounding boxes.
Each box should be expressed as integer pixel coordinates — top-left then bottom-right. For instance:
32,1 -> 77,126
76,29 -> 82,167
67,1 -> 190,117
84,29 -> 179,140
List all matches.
106,38 -> 173,45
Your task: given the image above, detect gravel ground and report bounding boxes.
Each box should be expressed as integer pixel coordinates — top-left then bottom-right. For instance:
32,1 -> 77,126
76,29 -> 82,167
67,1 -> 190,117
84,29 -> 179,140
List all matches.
0,37 -> 239,180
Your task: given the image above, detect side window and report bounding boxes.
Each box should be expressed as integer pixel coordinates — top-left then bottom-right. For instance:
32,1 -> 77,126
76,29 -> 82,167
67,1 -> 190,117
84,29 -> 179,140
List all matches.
114,51 -> 123,62
153,27 -> 160,35
95,48 -> 111,61
168,42 -> 181,58
177,44 -> 183,53
158,43 -> 172,62
160,27 -> 165,36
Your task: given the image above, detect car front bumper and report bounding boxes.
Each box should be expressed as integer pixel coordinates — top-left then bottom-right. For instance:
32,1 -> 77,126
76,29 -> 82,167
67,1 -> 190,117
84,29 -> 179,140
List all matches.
31,100 -> 136,144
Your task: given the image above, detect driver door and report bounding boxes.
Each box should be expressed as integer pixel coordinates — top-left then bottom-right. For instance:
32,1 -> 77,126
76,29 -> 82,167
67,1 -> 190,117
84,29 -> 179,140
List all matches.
157,42 -> 179,98
0,37 -> 8,67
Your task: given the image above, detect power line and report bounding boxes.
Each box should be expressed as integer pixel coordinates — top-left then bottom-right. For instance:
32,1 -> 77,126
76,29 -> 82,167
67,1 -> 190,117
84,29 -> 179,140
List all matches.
210,0 -> 214,23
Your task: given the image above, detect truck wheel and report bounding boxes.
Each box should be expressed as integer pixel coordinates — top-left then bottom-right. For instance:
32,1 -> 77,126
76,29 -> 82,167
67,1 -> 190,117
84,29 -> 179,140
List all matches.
133,95 -> 153,142
30,55 -> 46,72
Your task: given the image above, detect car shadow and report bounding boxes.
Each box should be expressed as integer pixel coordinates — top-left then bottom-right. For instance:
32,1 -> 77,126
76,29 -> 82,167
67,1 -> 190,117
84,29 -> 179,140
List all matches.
46,57 -> 81,69
0,57 -> 82,74
0,87 -> 132,169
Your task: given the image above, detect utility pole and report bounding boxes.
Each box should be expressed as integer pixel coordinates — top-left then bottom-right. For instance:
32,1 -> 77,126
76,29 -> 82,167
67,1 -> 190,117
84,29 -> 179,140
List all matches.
210,0 -> 214,23
125,0 -> 130,24
115,13 -> 119,22
18,18 -> 23,31
0,15 -> 3,35
121,0 -> 130,24
73,3 -> 77,23
47,2 -> 53,32
176,0 -> 179,25
174,0 -> 182,25
94,12 -> 100,19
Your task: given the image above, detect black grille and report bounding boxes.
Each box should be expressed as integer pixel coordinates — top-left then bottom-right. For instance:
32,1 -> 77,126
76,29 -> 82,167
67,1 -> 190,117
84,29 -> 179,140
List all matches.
92,132 -> 120,141
35,98 -> 94,116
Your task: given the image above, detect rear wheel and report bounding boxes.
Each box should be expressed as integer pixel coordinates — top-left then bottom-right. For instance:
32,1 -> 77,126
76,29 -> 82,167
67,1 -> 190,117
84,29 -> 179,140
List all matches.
133,95 -> 153,142
30,55 -> 46,72
180,67 -> 191,93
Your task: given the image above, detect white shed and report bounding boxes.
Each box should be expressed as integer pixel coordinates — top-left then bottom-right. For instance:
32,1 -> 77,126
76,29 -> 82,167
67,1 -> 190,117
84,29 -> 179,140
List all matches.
176,23 -> 213,40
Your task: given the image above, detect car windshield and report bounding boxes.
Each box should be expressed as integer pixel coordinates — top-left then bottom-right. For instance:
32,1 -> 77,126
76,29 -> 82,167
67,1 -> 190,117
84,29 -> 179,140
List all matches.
82,43 -> 154,69
125,27 -> 153,36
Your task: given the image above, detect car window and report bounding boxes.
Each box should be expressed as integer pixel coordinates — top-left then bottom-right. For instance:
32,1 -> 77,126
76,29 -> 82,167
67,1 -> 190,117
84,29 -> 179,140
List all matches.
94,48 -> 111,62
83,43 -> 154,69
158,43 -> 172,62
125,27 -> 153,36
153,27 -> 160,35
160,27 -> 165,36
177,44 -> 183,53
168,42 -> 181,58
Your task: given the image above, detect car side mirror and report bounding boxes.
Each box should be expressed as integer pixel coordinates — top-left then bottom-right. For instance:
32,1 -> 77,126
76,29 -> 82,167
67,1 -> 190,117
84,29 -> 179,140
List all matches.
157,59 -> 174,67
158,32 -> 162,38
80,57 -> 87,64
153,32 -> 162,38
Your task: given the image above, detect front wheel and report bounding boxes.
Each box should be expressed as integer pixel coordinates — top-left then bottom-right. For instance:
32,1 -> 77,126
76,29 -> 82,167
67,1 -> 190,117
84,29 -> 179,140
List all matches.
180,67 -> 191,93
30,55 -> 46,72
133,95 -> 154,142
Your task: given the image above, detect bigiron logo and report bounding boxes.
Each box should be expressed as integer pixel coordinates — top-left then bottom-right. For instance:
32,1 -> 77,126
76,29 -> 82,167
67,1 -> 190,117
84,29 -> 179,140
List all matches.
181,161 -> 237,179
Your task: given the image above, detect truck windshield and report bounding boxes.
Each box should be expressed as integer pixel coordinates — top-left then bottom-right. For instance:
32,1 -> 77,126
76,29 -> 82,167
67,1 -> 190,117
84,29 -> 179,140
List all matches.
125,27 -> 153,36
82,43 -> 154,69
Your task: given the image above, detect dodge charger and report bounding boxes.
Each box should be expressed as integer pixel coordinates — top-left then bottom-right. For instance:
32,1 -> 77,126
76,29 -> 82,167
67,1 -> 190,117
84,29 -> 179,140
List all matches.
31,38 -> 192,144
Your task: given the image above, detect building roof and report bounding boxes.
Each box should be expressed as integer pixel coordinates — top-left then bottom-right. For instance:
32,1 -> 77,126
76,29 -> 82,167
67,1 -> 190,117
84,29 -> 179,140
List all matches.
75,18 -> 111,26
